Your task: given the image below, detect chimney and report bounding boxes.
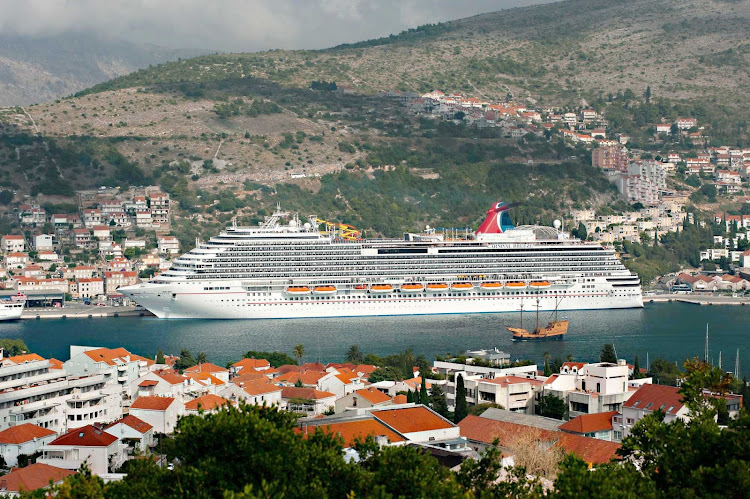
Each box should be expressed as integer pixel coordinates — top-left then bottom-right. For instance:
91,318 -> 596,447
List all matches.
1,479 -> 6,491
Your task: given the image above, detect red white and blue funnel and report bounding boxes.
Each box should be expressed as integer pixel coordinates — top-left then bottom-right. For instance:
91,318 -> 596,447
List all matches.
475,202 -> 514,234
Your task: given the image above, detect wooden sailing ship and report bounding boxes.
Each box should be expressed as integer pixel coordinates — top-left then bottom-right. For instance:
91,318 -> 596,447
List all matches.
508,298 -> 568,340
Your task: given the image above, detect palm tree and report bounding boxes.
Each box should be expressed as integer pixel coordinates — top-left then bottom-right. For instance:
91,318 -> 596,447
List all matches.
293,344 -> 305,366
196,352 -> 208,365
346,344 -> 363,364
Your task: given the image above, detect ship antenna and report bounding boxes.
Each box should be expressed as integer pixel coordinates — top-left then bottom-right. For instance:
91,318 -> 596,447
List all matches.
535,298 -> 540,333
519,300 -> 524,330
719,351 -> 722,371
735,348 -> 740,379
704,324 -> 709,363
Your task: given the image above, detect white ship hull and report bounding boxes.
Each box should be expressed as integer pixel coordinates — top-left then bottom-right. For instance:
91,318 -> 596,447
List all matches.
120,204 -> 644,320
122,281 -> 642,320
0,302 -> 24,321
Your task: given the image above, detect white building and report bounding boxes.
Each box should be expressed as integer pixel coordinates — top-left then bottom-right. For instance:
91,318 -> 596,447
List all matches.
157,236 -> 180,255
1,236 -> 24,254
38,424 -> 124,475
0,423 -> 57,467
105,414 -> 154,454
129,396 -> 184,434
612,384 -> 688,441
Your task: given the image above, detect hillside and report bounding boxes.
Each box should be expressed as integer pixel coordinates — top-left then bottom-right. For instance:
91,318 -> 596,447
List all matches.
0,33 -> 206,106
1,0 -> 748,242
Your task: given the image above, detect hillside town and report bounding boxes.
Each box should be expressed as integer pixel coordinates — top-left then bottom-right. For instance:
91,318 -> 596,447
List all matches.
0,343 -> 742,495
0,186 -> 178,304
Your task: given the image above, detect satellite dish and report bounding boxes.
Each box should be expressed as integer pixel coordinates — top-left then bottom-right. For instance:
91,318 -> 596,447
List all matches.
288,219 -> 297,227
303,222 -> 311,229
553,220 -> 562,230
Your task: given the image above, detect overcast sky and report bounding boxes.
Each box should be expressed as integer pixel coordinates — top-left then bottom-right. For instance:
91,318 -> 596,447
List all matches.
0,0 -> 556,52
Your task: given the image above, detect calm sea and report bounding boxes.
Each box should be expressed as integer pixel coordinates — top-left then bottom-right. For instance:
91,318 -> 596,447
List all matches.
1,303 -> 749,376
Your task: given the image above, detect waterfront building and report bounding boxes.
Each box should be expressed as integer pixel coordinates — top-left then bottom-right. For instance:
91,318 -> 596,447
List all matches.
334,387 -> 394,414
64,347 -> 154,400
281,387 -> 336,416
105,415 -> 154,454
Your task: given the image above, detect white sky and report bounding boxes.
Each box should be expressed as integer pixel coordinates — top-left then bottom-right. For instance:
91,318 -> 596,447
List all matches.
0,0 -> 557,51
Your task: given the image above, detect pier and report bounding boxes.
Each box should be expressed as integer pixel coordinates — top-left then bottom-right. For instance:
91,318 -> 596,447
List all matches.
20,305 -> 155,320
645,294 -> 750,306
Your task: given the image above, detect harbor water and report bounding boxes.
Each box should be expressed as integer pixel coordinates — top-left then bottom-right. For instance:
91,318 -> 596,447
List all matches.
2,302 -> 749,377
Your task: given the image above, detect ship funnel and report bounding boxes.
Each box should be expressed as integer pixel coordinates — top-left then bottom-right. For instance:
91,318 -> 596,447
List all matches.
475,202 -> 514,234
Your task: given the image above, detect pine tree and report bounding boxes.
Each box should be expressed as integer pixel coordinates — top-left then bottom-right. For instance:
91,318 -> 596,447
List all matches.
420,377 -> 429,405
406,390 -> 413,403
454,375 -> 468,423
600,344 -> 617,363
429,385 -> 450,419
156,348 -> 165,365
632,356 -> 642,379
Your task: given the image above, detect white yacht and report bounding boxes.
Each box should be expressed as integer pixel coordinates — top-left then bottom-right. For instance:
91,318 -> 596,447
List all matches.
0,295 -> 26,321
119,202 -> 643,319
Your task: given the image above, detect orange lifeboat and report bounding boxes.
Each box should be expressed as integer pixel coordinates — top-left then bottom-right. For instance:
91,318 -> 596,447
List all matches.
505,281 -> 527,289
286,286 -> 311,295
451,282 -> 474,291
353,284 -> 368,291
426,283 -> 449,292
369,284 -> 394,295
400,283 -> 424,293
313,285 -> 337,296
480,282 -> 503,289
529,281 -> 551,289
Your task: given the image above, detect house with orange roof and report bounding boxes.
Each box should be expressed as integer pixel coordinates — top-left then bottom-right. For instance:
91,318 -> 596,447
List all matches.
105,414 -> 154,453
0,462 -> 76,496
276,369 -> 332,388
613,384 -> 688,441
462,375 -> 544,414
221,379 -> 282,406
371,406 -> 459,443
559,411 -> 618,441
129,396 -> 184,434
184,363 -> 230,383
184,394 -> 233,414
458,414 -> 620,467
334,387 -> 394,413
297,418 -> 407,448
319,370 -> 364,398
232,357 -> 270,373
281,387 -> 336,416
130,369 -> 217,402
0,423 -> 57,466
185,371 -> 225,390
65,346 -> 154,392
1,353 -> 46,367
38,424 -> 124,475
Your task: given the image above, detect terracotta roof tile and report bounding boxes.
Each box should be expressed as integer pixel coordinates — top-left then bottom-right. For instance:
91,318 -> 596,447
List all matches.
232,372 -> 268,384
276,370 -> 328,385
83,347 -> 154,367
559,411 -> 617,434
185,394 -> 232,411
298,419 -> 406,447
7,353 -> 45,364
623,384 -> 684,414
372,406 -> 454,433
480,376 -> 544,387
154,370 -> 186,385
47,358 -> 64,370
49,425 -> 117,447
458,415 -> 619,464
184,363 -> 228,374
233,358 -> 270,370
106,415 -> 153,434
131,396 -> 176,411
353,387 -> 392,405
0,463 -> 75,493
242,381 -> 282,396
0,423 -> 55,444
392,394 -> 407,404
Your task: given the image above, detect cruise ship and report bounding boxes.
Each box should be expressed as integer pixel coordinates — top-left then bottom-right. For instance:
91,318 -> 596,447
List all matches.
119,202 -> 643,319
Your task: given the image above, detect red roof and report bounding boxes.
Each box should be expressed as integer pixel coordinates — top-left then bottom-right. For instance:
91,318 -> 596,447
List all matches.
276,370 -> 328,385
106,415 -> 153,434
242,381 -> 282,396
83,347 -> 153,366
184,363 -> 228,374
7,353 -> 45,364
184,394 -> 232,411
480,376 -> 544,387
131,396 -> 176,411
138,380 -> 159,387
298,419 -> 406,447
623,384 -> 684,415
0,463 -> 75,493
154,370 -> 187,385
458,415 -> 619,464
559,411 -> 618,434
372,406 -> 454,433
0,423 -> 55,444
49,425 -> 117,447
352,387 -> 391,405
233,358 -> 270,370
